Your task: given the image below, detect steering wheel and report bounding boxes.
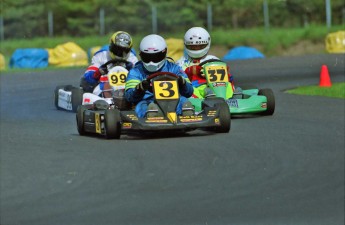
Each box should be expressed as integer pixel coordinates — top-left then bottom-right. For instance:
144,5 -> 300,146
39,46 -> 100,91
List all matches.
199,58 -> 224,67
102,58 -> 131,68
146,72 -> 179,82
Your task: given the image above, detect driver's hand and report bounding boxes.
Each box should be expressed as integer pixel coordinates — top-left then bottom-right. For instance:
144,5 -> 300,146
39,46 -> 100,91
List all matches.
185,65 -> 202,80
98,64 -> 108,75
200,69 -> 205,77
136,80 -> 150,92
177,76 -> 186,87
92,64 -> 108,80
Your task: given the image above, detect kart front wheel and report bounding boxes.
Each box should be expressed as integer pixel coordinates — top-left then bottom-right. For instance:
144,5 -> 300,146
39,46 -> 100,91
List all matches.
71,88 -> 84,112
258,88 -> 275,115
105,109 -> 121,139
76,105 -> 88,135
215,102 -> 231,133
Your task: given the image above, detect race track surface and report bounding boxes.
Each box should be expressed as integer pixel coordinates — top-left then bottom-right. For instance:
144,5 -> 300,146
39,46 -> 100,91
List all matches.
1,54 -> 344,225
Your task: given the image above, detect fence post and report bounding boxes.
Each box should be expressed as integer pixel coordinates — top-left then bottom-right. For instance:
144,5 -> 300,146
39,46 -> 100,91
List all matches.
100,8 -> 105,36
48,11 -> 53,37
263,0 -> 270,33
0,16 -> 4,41
152,5 -> 157,33
325,0 -> 332,30
207,3 -> 212,31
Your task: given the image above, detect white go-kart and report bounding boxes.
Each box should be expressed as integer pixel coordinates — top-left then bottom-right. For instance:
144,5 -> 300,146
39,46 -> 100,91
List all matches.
54,59 -> 131,112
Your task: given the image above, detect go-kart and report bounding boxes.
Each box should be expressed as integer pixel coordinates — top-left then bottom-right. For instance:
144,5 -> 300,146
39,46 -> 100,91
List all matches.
76,72 -> 231,139
189,59 -> 275,116
54,59 -> 130,112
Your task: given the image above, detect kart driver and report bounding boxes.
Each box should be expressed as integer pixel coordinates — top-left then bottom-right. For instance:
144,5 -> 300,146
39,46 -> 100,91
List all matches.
176,27 -> 234,98
125,34 -> 194,118
80,31 -> 138,94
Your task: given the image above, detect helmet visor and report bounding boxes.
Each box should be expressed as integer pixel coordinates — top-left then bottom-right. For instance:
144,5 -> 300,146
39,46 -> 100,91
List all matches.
140,51 -> 166,63
110,43 -> 131,58
185,44 -> 208,51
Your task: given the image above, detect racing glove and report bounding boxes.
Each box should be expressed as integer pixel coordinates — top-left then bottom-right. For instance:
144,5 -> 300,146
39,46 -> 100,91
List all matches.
93,64 -> 108,80
135,80 -> 150,92
177,76 -> 187,87
184,65 -> 202,80
125,62 -> 134,70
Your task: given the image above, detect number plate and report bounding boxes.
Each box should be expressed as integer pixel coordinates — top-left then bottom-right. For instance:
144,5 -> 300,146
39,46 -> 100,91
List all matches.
107,71 -> 128,87
153,80 -> 179,100
204,65 -> 229,82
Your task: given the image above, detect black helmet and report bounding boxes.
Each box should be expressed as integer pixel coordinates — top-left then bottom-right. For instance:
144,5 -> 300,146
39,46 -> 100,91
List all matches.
109,31 -> 133,60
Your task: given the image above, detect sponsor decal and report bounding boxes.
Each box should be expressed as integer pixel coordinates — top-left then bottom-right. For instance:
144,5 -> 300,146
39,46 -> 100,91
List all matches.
207,110 -> 217,116
215,118 -> 220,124
185,40 -> 208,45
180,117 -> 203,122
261,103 -> 267,108
226,99 -> 238,108
127,114 -> 138,120
145,119 -> 168,123
84,98 -> 90,103
212,82 -> 226,87
95,113 -> 101,134
122,122 -> 132,129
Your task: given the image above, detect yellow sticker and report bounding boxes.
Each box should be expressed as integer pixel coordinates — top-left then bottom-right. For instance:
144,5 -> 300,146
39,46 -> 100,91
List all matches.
95,113 -> 101,133
122,122 -> 132,128
204,65 -> 228,83
167,112 -> 177,124
153,80 -> 179,100
108,71 -> 128,87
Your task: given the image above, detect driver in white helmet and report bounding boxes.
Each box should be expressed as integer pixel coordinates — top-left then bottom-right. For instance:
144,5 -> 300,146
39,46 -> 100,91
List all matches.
80,31 -> 138,93
176,27 -> 234,98
125,34 -> 194,118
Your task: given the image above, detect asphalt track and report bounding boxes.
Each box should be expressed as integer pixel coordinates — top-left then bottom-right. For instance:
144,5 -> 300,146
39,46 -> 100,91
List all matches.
0,54 -> 344,225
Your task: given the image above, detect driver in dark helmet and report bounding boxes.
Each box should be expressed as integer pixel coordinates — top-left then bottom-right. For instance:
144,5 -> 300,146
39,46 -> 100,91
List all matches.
80,31 -> 138,93
125,34 -> 194,118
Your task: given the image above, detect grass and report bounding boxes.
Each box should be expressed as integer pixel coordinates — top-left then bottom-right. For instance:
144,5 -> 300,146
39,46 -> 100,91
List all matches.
1,24 -> 344,58
286,82 -> 345,99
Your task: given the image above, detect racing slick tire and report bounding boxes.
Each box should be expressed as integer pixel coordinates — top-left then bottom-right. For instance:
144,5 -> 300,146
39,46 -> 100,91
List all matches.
215,102 -> 231,133
54,85 -> 67,110
202,97 -> 225,108
71,88 -> 84,113
104,108 -> 121,139
76,105 -> 88,135
258,88 -> 275,115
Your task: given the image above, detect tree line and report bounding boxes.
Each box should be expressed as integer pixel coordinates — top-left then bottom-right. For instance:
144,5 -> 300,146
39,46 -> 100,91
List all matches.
1,0 -> 344,39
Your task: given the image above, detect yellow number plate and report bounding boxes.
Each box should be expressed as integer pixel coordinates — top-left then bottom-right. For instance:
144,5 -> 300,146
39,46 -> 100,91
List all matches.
107,71 -> 128,87
204,65 -> 228,82
153,80 -> 179,100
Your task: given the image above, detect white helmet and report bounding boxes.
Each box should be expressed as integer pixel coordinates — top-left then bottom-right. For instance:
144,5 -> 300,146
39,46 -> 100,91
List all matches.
139,34 -> 167,72
184,27 -> 211,59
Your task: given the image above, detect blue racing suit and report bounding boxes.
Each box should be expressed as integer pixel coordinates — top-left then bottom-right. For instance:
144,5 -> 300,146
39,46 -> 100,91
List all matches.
125,60 -> 193,118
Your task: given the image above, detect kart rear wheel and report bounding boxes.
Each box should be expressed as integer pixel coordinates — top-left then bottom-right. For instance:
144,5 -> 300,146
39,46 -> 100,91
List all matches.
71,88 -> 84,113
215,102 -> 231,133
105,109 -> 121,139
54,85 -> 66,110
259,88 -> 275,115
76,105 -> 88,135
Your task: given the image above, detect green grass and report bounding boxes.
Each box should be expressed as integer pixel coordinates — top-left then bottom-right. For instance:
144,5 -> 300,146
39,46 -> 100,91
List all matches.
286,82 -> 345,99
1,24 -> 344,73
1,24 -> 344,58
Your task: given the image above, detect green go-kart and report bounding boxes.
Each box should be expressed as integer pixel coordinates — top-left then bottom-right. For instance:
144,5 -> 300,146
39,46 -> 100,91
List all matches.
189,59 -> 275,116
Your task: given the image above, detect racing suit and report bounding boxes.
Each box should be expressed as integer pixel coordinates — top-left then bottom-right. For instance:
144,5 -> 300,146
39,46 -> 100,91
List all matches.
125,60 -> 194,118
176,54 -> 234,98
81,49 -> 138,94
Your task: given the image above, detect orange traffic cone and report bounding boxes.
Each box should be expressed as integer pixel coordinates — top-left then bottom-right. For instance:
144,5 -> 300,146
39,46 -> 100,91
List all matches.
319,65 -> 332,87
